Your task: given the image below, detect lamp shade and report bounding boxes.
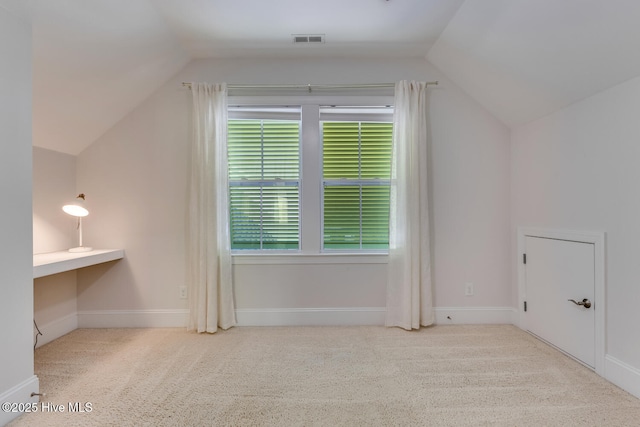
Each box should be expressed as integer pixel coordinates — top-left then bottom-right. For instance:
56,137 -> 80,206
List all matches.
63,193 -> 89,217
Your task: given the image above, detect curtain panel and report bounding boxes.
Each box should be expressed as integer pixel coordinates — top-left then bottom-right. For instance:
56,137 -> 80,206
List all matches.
187,83 -> 236,333
386,80 -> 434,330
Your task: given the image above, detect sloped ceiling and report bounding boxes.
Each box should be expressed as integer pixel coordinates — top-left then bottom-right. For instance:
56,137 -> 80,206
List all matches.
31,0 -> 640,155
427,0 -> 640,127
32,0 -> 190,155
32,0 -> 464,155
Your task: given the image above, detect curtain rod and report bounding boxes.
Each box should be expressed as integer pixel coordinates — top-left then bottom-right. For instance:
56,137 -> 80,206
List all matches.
181,81 -> 438,92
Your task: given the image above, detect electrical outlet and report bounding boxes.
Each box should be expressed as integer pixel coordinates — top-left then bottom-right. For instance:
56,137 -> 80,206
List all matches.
465,282 -> 474,296
179,286 -> 187,299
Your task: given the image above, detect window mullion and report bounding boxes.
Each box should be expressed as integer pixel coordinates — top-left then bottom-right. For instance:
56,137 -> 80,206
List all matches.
300,105 -> 321,253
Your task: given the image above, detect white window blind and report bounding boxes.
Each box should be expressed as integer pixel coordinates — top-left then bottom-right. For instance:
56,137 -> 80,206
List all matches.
227,108 -> 301,250
321,110 -> 393,251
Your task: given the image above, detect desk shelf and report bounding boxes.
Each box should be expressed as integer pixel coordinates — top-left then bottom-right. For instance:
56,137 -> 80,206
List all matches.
33,249 -> 124,279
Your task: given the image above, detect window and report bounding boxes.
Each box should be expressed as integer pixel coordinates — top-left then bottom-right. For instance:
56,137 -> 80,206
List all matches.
227,108 -> 301,250
322,121 -> 393,250
227,104 -> 393,253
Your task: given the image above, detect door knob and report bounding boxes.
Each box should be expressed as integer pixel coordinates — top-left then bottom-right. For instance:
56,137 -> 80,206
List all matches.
568,298 -> 592,309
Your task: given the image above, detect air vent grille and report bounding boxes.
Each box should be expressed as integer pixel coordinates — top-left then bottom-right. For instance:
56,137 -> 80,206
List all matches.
292,34 -> 325,44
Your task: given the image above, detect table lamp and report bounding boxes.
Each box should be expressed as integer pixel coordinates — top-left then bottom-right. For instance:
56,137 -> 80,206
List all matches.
62,193 -> 92,253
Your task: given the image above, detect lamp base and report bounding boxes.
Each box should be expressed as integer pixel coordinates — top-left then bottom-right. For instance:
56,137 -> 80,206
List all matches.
68,246 -> 93,253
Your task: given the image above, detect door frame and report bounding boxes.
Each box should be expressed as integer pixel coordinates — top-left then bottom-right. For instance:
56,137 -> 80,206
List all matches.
517,227 -> 606,375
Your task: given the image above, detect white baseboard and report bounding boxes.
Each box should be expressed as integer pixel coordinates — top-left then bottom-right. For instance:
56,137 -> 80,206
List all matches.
0,375 -> 39,426
605,355 -> 640,399
73,307 -> 517,329
235,306 -> 517,326
235,307 -> 386,326
35,313 -> 78,349
77,309 -> 189,328
435,307 -> 518,325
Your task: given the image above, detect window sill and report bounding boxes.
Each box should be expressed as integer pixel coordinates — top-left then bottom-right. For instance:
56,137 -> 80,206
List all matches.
231,252 -> 388,265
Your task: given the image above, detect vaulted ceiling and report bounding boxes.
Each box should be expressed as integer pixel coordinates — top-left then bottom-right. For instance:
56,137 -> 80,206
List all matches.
30,0 -> 640,155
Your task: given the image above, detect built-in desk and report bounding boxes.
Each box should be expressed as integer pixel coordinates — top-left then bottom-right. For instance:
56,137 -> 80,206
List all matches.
33,249 -> 124,279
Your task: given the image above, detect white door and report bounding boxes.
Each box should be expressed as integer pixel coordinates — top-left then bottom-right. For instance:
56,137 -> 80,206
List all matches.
524,236 -> 595,368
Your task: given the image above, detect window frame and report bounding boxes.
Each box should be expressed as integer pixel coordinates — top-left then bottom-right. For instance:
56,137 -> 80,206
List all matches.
227,95 -> 394,258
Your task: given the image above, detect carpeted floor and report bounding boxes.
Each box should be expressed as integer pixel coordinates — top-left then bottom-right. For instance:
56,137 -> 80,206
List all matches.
8,325 -> 640,426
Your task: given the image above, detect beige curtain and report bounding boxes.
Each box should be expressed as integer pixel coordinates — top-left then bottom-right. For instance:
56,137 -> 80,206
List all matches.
187,83 -> 236,333
386,80 -> 434,330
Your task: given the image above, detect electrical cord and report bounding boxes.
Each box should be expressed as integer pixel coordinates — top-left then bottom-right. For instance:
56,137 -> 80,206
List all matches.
33,318 -> 43,350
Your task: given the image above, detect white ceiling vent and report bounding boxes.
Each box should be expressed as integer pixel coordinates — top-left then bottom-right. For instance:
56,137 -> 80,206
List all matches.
292,34 -> 325,44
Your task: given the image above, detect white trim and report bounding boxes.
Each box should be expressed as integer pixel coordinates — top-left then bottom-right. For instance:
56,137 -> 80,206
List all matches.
235,307 -> 386,326
0,375 -> 39,426
235,306 -> 517,326
232,253 -> 388,265
300,104 -> 322,252
605,355 -> 640,399
434,307 -> 517,325
35,312 -> 78,348
516,227 -> 606,375
77,309 -> 188,328
74,307 -> 518,328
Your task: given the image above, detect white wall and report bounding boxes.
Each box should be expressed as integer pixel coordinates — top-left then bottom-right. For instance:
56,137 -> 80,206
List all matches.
512,75 -> 640,395
75,57 -> 511,326
32,147 -> 78,346
0,2 -> 38,425
33,148 -> 76,254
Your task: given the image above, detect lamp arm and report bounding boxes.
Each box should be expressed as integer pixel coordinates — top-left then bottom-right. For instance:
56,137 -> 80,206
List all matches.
78,217 -> 83,247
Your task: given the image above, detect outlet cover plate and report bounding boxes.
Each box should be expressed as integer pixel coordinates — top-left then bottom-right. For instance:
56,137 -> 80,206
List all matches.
465,283 -> 474,296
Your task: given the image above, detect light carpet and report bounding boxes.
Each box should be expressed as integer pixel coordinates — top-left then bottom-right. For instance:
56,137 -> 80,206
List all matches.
8,325 -> 640,426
